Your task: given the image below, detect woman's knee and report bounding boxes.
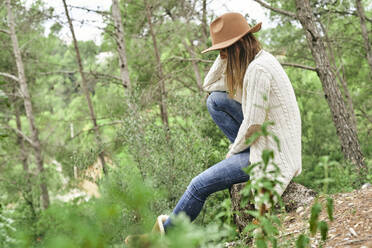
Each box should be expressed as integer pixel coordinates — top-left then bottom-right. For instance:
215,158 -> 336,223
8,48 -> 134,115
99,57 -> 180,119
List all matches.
206,91 -> 228,111
187,175 -> 208,200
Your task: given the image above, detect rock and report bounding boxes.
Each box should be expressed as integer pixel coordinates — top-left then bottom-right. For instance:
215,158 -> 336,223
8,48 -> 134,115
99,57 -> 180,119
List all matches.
361,183 -> 371,189
229,181 -> 317,232
349,227 -> 357,237
296,206 -> 304,213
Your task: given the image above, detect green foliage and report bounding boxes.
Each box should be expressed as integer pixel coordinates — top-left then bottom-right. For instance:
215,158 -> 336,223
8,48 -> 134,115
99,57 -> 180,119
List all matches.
1,0 -> 371,247
326,197 -> 334,222
318,221 -> 328,242
240,120 -> 336,247
295,234 -> 309,248
238,121 -> 284,247
309,202 -> 322,236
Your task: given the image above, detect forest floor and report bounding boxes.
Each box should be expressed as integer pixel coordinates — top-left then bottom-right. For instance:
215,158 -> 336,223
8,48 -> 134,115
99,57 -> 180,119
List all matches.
277,184 -> 372,247
227,185 -> 372,248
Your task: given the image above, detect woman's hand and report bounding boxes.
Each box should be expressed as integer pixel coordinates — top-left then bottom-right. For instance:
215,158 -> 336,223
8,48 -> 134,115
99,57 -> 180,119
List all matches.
226,153 -> 232,159
204,92 -> 210,102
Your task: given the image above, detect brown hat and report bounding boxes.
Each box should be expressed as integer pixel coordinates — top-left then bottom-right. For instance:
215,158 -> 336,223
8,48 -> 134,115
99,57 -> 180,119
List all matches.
201,12 -> 262,54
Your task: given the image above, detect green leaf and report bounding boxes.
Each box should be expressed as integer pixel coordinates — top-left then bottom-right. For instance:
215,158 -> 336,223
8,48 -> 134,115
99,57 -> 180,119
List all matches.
319,221 -> 328,241
246,131 -> 261,145
296,234 -> 310,248
271,215 -> 281,225
262,149 -> 274,165
262,218 -> 278,235
326,197 -> 334,221
273,135 -> 281,151
246,210 -> 260,218
309,202 -> 321,236
256,237 -> 268,248
270,237 -> 278,248
243,223 -> 258,234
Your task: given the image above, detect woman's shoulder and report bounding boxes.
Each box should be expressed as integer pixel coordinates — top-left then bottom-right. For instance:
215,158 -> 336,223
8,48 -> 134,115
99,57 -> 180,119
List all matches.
246,50 -> 282,75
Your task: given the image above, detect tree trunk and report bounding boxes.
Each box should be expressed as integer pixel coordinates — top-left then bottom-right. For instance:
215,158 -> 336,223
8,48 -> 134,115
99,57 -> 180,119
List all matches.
318,20 -> 357,130
182,40 -> 203,92
229,182 -> 317,232
6,0 -> 50,209
145,0 -> 170,131
14,98 -> 28,173
62,0 -> 108,175
355,0 -> 372,75
111,0 -> 132,92
13,95 -> 36,217
294,0 -> 365,169
201,0 -> 208,42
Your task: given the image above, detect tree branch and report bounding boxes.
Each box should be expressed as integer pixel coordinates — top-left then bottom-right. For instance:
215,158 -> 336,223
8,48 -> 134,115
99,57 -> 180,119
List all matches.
0,72 -> 19,82
38,70 -> 124,85
317,9 -> 372,23
67,5 -> 110,15
67,121 -> 123,140
3,125 -> 36,147
39,70 -> 122,80
0,28 -> 10,35
358,108 -> 372,125
168,56 -> 214,63
89,70 -> 124,85
281,62 -> 317,71
253,0 -> 297,19
173,77 -> 198,93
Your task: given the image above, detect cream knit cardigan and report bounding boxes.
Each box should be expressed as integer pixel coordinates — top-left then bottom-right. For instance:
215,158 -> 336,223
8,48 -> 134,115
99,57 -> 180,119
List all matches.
203,50 -> 302,198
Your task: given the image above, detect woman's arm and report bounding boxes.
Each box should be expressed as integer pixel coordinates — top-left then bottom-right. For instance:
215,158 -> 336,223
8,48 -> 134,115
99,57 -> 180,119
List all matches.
202,55 -> 227,92
227,65 -> 271,157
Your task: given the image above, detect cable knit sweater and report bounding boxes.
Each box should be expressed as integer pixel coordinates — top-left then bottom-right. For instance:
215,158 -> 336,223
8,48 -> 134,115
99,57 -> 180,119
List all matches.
203,50 -> 302,198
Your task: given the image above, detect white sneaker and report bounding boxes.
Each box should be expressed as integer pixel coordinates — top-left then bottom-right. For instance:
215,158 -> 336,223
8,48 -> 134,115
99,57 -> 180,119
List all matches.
152,214 -> 169,234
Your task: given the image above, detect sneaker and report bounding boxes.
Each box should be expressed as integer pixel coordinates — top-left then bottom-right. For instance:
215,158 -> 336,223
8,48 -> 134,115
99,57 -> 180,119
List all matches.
124,215 -> 169,246
151,215 -> 169,234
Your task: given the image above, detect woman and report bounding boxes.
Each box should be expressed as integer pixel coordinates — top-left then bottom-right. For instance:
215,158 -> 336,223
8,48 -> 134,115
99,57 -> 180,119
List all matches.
126,12 -> 302,243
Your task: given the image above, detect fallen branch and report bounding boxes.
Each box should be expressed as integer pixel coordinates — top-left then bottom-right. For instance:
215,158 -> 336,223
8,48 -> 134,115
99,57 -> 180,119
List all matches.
338,235 -> 372,246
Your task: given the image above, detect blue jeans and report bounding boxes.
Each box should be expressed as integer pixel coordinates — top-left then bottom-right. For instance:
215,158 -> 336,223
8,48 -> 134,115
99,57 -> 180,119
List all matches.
163,91 -> 250,231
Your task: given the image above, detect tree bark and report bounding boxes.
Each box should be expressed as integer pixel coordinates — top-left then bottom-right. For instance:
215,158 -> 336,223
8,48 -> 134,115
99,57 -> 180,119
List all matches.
294,0 -> 365,169
62,0 -> 108,175
14,98 -> 29,173
182,40 -> 203,92
145,0 -> 170,131
111,0 -> 132,92
13,93 -> 36,217
318,20 -> 357,130
6,0 -> 50,209
229,182 -> 317,232
202,0 -> 208,42
355,0 -> 372,75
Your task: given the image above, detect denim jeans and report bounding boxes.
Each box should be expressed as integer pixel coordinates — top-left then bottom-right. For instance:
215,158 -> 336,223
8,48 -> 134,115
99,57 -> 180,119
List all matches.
163,91 -> 250,231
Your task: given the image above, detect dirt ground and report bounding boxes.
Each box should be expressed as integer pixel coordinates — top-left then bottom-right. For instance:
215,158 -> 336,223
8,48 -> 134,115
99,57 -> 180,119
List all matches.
225,185 -> 372,247
278,185 -> 372,247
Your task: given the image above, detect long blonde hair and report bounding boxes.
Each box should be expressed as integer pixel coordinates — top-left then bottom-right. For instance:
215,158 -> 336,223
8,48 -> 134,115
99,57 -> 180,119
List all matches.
224,33 -> 261,99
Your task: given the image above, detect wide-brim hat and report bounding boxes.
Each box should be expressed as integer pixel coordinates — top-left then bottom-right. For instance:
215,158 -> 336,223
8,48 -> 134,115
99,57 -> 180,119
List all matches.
201,12 -> 262,54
